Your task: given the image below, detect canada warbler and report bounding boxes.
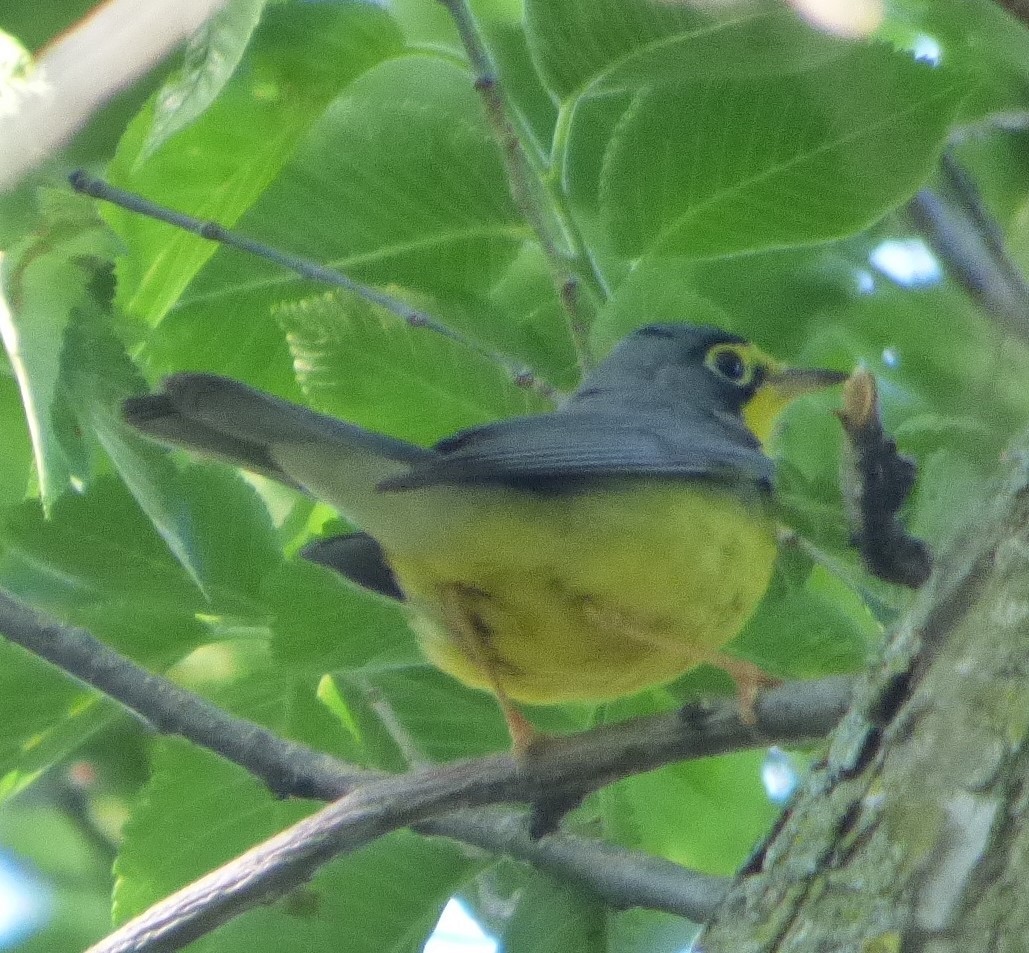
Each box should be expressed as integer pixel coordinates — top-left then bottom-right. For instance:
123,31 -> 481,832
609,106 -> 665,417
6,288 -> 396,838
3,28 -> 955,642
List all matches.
123,323 -> 845,749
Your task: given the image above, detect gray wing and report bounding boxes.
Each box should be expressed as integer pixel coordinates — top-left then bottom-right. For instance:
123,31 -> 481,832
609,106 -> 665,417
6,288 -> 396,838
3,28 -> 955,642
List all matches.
122,374 -> 443,536
379,408 -> 773,491
301,532 -> 406,602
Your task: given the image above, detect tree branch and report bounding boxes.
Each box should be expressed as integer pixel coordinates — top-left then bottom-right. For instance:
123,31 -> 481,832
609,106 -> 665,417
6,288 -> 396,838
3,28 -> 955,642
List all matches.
69,172 -> 558,398
695,442 -> 1029,950
436,0 -> 606,368
83,674 -> 850,953
0,584 -> 851,948
908,153 -> 1029,343
421,807 -> 731,921
0,588 -> 368,799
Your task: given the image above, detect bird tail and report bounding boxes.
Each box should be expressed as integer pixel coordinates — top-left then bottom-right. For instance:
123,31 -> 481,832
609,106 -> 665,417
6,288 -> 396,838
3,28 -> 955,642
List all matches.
122,374 -> 435,519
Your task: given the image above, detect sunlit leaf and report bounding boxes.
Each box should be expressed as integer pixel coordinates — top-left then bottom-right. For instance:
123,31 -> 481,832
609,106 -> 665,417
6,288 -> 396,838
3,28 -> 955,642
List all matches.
600,47 -> 973,257
141,0 -> 270,160
0,194 -> 118,511
108,2 -> 404,324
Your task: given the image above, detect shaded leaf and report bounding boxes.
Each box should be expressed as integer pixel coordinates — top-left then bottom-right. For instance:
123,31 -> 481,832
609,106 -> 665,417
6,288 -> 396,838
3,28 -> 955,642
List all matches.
265,559 -> 415,677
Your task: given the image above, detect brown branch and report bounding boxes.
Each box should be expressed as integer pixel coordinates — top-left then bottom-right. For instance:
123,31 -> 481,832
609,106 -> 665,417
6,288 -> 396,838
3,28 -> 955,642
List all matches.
0,584 -> 851,949
85,676 -> 851,953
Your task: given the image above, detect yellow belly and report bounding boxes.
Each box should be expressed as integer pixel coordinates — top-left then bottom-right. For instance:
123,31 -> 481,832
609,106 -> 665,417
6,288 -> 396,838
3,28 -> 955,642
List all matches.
386,479 -> 777,704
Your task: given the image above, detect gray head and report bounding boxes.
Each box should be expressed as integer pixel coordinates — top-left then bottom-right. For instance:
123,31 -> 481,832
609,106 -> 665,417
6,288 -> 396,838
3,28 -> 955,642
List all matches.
570,323 -> 763,417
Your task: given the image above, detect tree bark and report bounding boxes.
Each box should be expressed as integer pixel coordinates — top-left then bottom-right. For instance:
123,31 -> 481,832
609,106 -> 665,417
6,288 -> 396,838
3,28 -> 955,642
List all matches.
696,445 -> 1029,951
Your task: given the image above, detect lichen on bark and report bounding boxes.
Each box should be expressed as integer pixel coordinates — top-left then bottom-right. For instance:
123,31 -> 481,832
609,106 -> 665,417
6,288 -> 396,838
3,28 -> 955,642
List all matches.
695,449 -> 1029,952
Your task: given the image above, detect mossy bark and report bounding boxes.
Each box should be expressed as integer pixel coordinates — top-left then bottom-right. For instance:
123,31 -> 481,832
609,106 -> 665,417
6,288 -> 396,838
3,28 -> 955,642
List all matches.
696,449 -> 1029,952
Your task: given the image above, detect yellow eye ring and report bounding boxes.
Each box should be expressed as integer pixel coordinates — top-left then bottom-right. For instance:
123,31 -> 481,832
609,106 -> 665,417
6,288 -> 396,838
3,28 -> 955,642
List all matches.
705,344 -> 755,387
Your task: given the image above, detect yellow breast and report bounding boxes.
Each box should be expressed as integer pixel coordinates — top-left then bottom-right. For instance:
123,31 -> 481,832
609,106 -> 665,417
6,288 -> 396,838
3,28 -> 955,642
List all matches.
386,479 -> 777,704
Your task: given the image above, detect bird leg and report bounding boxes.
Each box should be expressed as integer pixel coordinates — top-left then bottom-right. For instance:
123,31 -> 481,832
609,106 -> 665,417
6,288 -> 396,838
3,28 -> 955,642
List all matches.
711,653 -> 782,724
439,584 -> 539,756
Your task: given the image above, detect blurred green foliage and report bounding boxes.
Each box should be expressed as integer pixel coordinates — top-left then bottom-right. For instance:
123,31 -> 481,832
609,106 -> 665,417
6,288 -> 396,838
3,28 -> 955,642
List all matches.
1,0 -> 1028,950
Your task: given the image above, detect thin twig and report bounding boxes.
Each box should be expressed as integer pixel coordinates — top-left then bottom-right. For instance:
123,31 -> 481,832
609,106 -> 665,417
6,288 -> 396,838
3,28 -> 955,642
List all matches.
349,673 -> 430,767
67,171 -> 558,399
436,0 -> 604,370
421,807 -> 730,921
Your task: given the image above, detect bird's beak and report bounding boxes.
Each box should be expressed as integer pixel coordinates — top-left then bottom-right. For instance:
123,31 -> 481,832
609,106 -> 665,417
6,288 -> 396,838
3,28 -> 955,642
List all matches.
743,365 -> 848,447
763,366 -> 848,400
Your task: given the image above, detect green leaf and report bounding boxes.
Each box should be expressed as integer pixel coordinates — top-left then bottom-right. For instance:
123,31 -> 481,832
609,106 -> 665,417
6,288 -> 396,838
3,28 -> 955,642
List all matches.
731,562 -> 881,677
907,448 -> 995,549
281,294 -> 547,445
599,47 -> 972,258
203,55 -> 528,320
139,53 -> 545,399
0,478 -> 200,615
525,0 -> 845,102
107,2 -> 404,324
884,0 -> 1029,117
590,258 -> 732,357
389,0 -> 462,52
0,193 -> 118,511
502,874 -> 606,953
486,244 -> 581,389
0,642 -> 114,802
265,559 -> 415,677
57,297 -> 220,590
57,297 -> 286,605
141,0 -> 270,160
115,741 -> 481,952
0,596 -> 210,803
356,667 -> 513,761
112,741 -> 313,923
138,278 -> 304,398
0,370 -> 33,507
2,0 -> 92,51
600,747 -> 780,876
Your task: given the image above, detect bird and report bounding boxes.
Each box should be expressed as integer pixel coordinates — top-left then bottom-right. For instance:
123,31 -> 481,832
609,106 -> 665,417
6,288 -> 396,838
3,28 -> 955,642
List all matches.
122,322 -> 846,752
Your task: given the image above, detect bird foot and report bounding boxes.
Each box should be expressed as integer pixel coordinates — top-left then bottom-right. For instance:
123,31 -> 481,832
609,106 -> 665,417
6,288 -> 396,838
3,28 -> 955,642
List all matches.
712,654 -> 782,724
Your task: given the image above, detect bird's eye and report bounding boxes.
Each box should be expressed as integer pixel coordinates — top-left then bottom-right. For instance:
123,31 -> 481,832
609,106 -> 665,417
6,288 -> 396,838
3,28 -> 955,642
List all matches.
706,345 -> 754,386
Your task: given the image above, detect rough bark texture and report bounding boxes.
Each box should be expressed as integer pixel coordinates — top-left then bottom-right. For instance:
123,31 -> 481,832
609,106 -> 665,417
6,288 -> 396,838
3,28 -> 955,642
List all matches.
695,447 -> 1029,952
